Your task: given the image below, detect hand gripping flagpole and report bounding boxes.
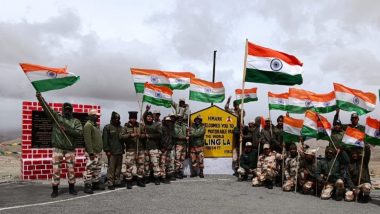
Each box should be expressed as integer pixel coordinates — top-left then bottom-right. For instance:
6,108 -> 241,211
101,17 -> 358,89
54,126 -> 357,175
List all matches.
238,38 -> 248,176
37,93 -> 74,148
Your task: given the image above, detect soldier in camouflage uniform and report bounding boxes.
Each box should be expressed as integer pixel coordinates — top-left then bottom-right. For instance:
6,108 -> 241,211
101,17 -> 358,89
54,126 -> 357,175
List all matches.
103,111 -> 124,190
119,111 -> 146,189
298,148 -> 317,195
237,142 -> 257,181
83,109 -> 104,194
143,111 -> 162,185
316,146 -> 345,200
283,143 -> 298,192
159,116 -> 176,183
36,92 -> 83,198
330,119 -> 345,149
189,115 -> 206,178
252,144 -> 282,189
172,98 -> 190,123
225,96 -> 245,175
344,147 -> 372,203
272,116 -> 284,153
173,114 -> 188,179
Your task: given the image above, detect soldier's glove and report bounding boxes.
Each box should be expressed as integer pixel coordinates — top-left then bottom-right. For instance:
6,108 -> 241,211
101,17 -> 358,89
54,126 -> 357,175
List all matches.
36,92 -> 42,98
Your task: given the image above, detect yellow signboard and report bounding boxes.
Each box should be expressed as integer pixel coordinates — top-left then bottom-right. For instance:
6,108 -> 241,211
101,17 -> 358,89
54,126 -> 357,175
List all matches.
190,106 -> 237,158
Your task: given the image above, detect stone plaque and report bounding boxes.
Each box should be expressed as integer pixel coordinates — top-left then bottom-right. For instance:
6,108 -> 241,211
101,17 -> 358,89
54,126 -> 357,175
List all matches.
31,111 -> 88,148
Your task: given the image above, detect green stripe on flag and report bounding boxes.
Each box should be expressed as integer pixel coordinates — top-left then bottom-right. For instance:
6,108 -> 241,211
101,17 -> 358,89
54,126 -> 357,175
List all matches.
134,83 -> 171,93
235,97 -> 258,105
286,105 -> 311,114
301,126 -> 318,138
143,95 -> 172,108
336,100 -> 370,116
283,132 -> 300,143
269,104 -> 287,111
31,76 -> 80,92
170,84 -> 190,90
189,91 -> 225,103
365,135 -> 380,146
313,105 -> 337,114
245,68 -> 303,86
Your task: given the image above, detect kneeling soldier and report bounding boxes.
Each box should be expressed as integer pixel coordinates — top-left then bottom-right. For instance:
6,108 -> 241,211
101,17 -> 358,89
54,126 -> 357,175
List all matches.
237,142 -> 257,181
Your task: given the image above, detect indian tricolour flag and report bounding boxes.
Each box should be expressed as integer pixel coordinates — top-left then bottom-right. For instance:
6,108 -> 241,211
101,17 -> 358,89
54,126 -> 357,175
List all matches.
334,83 -> 376,115
189,78 -> 225,103
287,88 -> 314,113
268,92 -> 288,111
301,110 -> 331,139
365,117 -> 380,146
142,83 -> 173,108
130,68 -> 170,93
309,91 -> 337,114
20,63 -> 79,92
235,88 -> 258,105
283,116 -> 303,143
163,71 -> 195,90
245,41 -> 303,86
342,127 -> 365,148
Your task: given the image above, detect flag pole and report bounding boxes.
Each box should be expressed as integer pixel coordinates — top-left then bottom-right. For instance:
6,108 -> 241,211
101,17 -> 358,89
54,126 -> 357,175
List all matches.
281,141 -> 285,190
238,38 -> 248,173
38,93 -> 74,148
356,145 -> 366,202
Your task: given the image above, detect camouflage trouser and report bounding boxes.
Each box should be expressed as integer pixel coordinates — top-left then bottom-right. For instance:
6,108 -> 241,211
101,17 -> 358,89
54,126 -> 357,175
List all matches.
252,169 -> 277,186
52,148 -> 76,186
123,150 -> 145,180
232,147 -> 239,171
321,179 -> 344,200
175,145 -> 186,172
237,167 -> 254,176
159,149 -> 175,178
83,152 -> 102,184
144,149 -> 161,178
345,183 -> 372,201
283,177 -> 296,192
107,154 -> 123,186
190,146 -> 204,169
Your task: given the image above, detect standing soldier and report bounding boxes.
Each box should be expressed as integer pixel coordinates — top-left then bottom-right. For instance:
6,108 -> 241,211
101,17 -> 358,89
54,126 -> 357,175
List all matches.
330,119 -> 345,149
316,146 -> 345,200
189,115 -> 206,178
173,114 -> 188,179
272,115 -> 284,153
260,118 -> 273,150
143,111 -> 162,185
171,98 -> 190,123
119,111 -> 146,189
252,144 -> 282,189
298,148 -> 318,195
36,92 -> 83,198
83,109 -> 104,194
344,147 -> 372,203
103,111 -> 124,190
225,96 -> 245,175
282,143 -> 298,192
159,116 -> 176,183
237,142 -> 257,181
334,109 -> 365,132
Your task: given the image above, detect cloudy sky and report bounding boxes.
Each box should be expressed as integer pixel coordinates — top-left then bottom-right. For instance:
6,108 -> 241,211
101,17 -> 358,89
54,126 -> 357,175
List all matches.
1,0 -> 379,139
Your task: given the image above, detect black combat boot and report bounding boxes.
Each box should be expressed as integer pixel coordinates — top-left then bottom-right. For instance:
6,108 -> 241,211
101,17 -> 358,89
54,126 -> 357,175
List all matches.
92,182 -> 105,191
163,177 -> 170,184
176,171 -> 184,179
168,174 -> 176,181
265,179 -> 273,189
335,189 -> 344,201
108,185 -> 115,190
51,185 -> 59,198
199,169 -> 204,178
69,183 -> 78,195
154,177 -> 160,185
190,169 -> 197,178
137,178 -> 146,187
84,183 -> 94,194
126,180 -> 133,189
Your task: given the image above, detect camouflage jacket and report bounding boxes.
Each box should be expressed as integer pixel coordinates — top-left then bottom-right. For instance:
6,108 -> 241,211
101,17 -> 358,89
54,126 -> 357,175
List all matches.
298,157 -> 317,181
316,158 -> 342,183
189,124 -> 205,147
144,121 -> 162,150
284,156 -> 298,179
103,124 -> 124,155
160,124 -> 175,150
37,96 -> 83,151
83,120 -> 103,154
256,152 -> 282,173
119,121 -> 144,152
173,122 -> 188,146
